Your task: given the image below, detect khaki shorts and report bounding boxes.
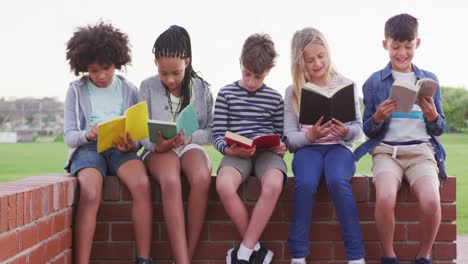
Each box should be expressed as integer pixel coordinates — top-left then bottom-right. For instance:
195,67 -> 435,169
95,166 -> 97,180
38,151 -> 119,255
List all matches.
371,143 -> 439,187
218,150 -> 287,183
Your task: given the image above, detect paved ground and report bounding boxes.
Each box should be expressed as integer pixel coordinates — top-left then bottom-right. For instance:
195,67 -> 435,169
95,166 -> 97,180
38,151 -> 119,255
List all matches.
458,235 -> 468,263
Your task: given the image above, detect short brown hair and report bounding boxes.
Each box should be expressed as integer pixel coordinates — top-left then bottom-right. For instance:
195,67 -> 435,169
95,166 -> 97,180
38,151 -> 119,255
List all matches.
385,13 -> 418,42
66,22 -> 131,76
240,33 -> 277,74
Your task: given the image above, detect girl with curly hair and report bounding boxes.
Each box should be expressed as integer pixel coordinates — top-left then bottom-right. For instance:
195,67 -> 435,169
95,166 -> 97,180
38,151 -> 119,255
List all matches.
64,22 -> 153,264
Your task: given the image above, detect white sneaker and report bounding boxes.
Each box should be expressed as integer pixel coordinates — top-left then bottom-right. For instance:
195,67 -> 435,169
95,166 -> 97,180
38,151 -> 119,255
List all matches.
290,258 -> 306,264
251,246 -> 273,264
348,259 -> 366,264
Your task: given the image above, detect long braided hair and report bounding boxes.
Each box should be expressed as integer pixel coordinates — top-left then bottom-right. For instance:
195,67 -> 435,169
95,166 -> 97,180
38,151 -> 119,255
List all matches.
152,25 -> 208,112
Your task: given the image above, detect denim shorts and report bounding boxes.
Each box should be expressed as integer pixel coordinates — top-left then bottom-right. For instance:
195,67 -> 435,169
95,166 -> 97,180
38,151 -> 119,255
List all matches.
67,141 -> 140,177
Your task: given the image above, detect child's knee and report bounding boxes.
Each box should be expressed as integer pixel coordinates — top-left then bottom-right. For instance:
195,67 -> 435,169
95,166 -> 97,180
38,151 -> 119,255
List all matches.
419,197 -> 441,215
375,193 -> 397,211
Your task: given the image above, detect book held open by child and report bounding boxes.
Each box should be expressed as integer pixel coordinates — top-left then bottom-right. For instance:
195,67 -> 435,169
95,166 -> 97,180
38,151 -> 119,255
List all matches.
299,81 -> 356,124
225,131 -> 280,149
389,78 -> 438,113
148,103 -> 199,143
97,101 -> 149,153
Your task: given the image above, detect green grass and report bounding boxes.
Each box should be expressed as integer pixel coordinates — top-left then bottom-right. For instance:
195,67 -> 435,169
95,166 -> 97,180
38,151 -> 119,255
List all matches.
0,133 -> 466,233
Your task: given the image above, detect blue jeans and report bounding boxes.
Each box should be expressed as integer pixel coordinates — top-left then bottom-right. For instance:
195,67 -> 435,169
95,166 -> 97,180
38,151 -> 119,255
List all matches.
288,144 -> 365,260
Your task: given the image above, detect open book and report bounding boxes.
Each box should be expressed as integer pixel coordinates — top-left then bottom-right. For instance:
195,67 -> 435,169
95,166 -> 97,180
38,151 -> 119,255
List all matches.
389,78 -> 438,113
97,101 -> 149,153
299,81 -> 356,124
225,131 -> 280,149
148,103 -> 199,143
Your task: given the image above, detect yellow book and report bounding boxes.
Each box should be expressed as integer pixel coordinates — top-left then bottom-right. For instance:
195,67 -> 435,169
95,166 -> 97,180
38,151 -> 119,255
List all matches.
97,101 -> 149,153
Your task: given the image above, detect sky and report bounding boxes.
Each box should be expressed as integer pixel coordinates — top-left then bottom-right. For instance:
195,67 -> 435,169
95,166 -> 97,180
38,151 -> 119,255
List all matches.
0,0 -> 467,101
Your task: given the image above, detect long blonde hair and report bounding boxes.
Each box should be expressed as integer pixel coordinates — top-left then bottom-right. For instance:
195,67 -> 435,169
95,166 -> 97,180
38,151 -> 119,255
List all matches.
290,27 -> 338,115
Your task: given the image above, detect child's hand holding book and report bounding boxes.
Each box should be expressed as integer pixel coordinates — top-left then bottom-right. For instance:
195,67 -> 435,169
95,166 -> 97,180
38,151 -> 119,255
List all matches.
224,143 -> 256,158
113,131 -> 137,152
154,130 -> 187,153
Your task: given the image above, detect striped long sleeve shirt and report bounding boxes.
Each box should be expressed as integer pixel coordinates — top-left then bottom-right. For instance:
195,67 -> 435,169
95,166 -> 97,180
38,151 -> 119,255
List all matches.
212,81 -> 284,154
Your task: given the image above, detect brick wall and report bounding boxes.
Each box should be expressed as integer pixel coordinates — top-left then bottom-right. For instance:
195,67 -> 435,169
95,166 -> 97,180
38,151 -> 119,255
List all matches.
0,174 -> 76,264
92,175 -> 456,264
0,175 -> 456,264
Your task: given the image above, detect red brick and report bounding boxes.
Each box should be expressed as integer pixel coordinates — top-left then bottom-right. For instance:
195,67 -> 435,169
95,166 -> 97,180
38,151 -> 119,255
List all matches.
53,211 -> 67,235
205,203 -> 230,221
19,224 -> 37,251
97,204 -> 132,221
28,244 -> 45,264
394,242 -> 419,260
37,217 -> 53,242
9,255 -> 27,264
8,194 -> 17,230
440,177 -> 456,202
45,235 -> 61,261
90,242 -> 134,260
357,203 -> 375,221
50,253 -> 66,264
309,223 -> 342,241
151,241 -> 173,259
111,223 -> 134,241
31,189 -> 38,221
0,231 -> 19,261
16,192 -> 24,227
259,242 -> 284,259
52,182 -> 65,211
246,177 -> 260,201
192,242 -> 234,259
408,223 -> 456,241
103,176 -> 121,201
210,223 -> 241,241
94,223 -> 110,241
23,191 -> 31,225
441,204 -> 456,221
60,229 -> 73,252
0,196 -> 7,232
433,242 -> 457,260
309,242 -> 333,260
261,223 -> 291,241
351,176 -> 368,202
395,203 -> 420,221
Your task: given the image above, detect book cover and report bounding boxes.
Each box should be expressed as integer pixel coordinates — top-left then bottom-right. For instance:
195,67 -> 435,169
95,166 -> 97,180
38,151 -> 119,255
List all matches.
389,78 -> 438,113
148,103 -> 199,143
225,131 -> 280,149
299,82 -> 356,124
97,101 -> 149,153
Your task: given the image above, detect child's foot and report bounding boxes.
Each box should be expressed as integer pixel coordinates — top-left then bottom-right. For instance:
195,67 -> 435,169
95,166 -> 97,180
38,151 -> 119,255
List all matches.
290,257 -> 306,264
135,257 -> 152,264
250,244 -> 274,264
226,247 -> 250,264
381,257 -> 398,264
348,258 -> 366,264
413,257 -> 432,264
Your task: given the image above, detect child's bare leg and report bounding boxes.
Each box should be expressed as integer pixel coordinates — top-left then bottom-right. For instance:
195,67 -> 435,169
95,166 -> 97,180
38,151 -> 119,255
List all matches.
242,169 -> 283,248
117,159 -> 152,258
216,167 -> 248,236
374,172 -> 400,258
181,149 -> 212,259
75,168 -> 103,264
146,152 -> 189,264
412,176 -> 441,259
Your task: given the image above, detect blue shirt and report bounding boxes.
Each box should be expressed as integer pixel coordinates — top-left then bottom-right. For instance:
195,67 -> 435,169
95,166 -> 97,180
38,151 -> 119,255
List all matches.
353,63 -> 447,179
87,76 -> 123,126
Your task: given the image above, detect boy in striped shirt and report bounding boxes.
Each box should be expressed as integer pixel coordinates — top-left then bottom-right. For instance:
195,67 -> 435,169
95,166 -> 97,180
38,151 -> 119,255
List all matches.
212,33 -> 287,264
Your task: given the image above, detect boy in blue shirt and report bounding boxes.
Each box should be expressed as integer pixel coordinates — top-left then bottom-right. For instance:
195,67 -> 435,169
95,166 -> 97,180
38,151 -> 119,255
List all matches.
354,13 -> 446,264
212,33 -> 287,264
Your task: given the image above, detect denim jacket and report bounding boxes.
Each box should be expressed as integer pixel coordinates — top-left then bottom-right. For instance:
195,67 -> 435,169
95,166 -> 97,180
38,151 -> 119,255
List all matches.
353,63 -> 447,180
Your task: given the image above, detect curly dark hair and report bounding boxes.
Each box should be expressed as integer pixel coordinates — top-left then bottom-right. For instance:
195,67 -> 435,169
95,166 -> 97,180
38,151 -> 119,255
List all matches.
66,22 -> 131,76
